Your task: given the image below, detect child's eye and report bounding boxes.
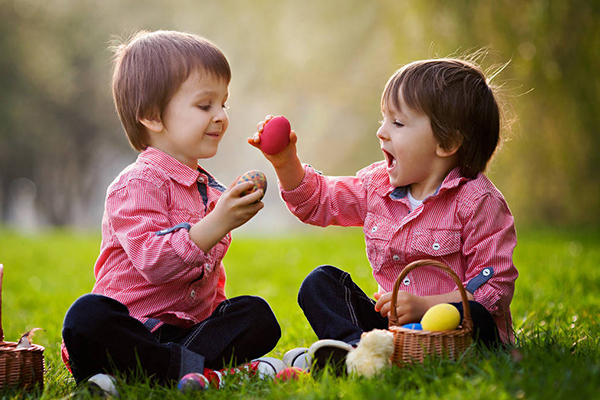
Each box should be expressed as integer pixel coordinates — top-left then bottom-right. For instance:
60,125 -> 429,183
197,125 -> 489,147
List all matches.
198,105 -> 212,111
393,120 -> 404,127
222,104 -> 229,110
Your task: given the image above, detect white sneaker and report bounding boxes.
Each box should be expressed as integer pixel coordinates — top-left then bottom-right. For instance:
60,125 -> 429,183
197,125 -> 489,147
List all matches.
308,339 -> 353,375
88,373 -> 119,398
251,356 -> 285,379
282,347 -> 312,370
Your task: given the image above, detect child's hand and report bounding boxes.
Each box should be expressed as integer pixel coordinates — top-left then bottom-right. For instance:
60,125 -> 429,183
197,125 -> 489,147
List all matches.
188,178 -> 264,253
247,115 -> 298,169
211,179 -> 264,232
374,291 -> 429,326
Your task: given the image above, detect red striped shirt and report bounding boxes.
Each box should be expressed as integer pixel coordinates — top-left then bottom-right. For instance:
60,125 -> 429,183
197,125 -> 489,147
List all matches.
92,147 -> 229,330
281,162 -> 518,342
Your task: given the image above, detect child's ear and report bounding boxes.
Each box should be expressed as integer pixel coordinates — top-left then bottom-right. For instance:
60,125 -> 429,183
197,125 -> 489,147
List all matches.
139,116 -> 164,133
436,136 -> 462,158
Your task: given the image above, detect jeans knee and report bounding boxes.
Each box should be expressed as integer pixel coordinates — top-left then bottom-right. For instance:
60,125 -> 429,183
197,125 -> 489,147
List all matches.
298,265 -> 340,300
249,296 -> 280,334
63,294 -> 124,338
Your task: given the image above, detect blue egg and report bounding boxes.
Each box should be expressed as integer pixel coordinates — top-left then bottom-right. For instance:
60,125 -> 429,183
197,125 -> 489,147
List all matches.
401,323 -> 423,330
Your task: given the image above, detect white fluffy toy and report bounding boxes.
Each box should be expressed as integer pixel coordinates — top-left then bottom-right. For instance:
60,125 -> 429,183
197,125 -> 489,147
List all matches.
346,329 -> 395,377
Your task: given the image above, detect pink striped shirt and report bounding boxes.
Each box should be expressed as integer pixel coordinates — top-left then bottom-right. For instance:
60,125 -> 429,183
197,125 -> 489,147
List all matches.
92,147 -> 229,330
281,162 -> 518,342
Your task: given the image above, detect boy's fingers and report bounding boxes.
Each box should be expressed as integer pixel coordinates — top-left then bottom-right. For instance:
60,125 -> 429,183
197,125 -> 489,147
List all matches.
247,136 -> 259,147
229,180 -> 254,196
224,177 -> 241,192
242,189 -> 264,204
257,115 -> 274,133
247,132 -> 261,144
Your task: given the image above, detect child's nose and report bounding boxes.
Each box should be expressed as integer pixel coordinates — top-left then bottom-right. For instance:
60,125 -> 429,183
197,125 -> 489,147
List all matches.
376,126 -> 388,141
213,108 -> 228,123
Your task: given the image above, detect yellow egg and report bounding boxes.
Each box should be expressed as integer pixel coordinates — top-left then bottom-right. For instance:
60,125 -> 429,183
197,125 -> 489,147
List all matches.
420,303 -> 461,331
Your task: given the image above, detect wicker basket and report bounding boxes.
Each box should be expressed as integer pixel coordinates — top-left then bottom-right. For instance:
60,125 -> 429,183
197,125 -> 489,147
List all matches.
389,259 -> 473,366
0,264 -> 45,391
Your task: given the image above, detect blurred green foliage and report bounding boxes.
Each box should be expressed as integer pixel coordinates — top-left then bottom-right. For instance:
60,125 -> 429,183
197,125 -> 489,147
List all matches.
0,0 -> 598,228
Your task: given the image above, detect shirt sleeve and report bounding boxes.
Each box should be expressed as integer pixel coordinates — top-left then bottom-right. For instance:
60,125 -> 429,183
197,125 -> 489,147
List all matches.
106,178 -> 208,285
280,164 -> 369,227
461,192 -> 518,317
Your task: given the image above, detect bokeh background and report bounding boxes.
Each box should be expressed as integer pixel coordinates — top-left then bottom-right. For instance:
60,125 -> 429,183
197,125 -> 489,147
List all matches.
1,0 -> 599,235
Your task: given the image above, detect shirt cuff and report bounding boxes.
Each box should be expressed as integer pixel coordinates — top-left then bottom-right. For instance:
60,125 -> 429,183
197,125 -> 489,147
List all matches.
169,226 -> 213,267
280,164 -> 320,204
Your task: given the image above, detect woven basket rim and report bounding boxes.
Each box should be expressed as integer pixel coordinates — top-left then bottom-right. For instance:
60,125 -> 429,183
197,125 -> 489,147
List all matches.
389,325 -> 471,336
0,341 -> 46,351
389,259 -> 473,333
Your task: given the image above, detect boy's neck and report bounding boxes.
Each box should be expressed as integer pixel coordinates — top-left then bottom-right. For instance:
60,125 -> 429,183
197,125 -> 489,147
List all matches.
409,162 -> 457,201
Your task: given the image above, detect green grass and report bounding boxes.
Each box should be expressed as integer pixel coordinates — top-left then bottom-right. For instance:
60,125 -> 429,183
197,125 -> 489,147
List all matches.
1,226 -> 599,399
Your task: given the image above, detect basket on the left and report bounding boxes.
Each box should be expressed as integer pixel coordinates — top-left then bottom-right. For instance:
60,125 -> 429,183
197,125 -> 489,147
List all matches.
0,264 -> 45,391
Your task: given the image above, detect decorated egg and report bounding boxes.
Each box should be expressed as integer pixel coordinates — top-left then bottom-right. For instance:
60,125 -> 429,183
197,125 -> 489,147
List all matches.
237,170 -> 267,199
401,323 -> 423,330
261,116 -> 291,155
275,366 -> 307,382
420,303 -> 461,331
177,372 -> 209,392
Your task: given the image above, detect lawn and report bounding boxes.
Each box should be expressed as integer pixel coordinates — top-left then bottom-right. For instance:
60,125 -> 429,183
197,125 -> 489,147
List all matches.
0,226 -> 599,399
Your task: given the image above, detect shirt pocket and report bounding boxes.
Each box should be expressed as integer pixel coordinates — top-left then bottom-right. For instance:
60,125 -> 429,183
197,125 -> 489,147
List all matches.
410,229 -> 462,258
363,213 -> 396,272
168,208 -> 200,226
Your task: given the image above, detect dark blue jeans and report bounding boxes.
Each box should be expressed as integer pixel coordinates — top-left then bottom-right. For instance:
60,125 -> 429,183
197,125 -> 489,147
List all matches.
298,265 -> 501,348
62,293 -> 281,384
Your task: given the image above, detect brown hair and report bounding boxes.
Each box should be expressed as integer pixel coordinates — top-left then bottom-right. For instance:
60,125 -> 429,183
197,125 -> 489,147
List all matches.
382,58 -> 504,178
111,30 -> 231,151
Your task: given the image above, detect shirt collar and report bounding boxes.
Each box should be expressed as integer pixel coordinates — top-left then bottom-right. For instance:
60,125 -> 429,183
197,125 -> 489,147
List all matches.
382,167 -> 469,200
138,147 -> 200,187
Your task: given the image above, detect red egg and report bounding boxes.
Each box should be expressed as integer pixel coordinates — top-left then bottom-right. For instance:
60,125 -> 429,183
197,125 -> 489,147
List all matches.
237,170 -> 267,199
275,367 -> 307,382
261,116 -> 291,155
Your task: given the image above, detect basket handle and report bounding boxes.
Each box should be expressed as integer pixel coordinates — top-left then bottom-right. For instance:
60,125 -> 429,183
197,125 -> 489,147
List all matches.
389,259 -> 473,332
0,264 -> 3,341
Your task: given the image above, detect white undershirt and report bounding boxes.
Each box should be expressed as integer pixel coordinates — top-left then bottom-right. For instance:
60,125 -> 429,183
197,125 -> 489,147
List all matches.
407,188 -> 423,212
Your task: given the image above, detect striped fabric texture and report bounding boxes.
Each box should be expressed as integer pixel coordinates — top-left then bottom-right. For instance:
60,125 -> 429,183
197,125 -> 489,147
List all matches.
281,162 -> 518,342
92,147 -> 229,330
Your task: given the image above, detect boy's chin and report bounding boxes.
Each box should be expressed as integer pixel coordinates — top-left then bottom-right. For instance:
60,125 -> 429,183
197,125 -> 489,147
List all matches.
198,147 -> 219,159
387,174 -> 402,188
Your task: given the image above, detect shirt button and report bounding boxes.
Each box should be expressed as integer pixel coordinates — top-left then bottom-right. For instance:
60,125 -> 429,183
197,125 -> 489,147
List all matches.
483,268 -> 491,277
198,177 -> 205,183
371,226 -> 378,232
190,290 -> 196,299
393,255 -> 400,261
403,277 -> 410,286
432,243 -> 440,251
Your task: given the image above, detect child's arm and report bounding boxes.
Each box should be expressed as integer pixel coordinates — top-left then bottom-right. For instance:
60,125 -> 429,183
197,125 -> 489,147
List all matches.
248,116 -> 369,227
105,177 -> 262,285
189,179 -> 263,253
373,290 -> 475,326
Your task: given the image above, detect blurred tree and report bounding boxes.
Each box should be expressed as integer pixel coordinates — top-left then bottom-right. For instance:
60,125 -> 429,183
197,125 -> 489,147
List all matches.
0,0 -> 127,226
0,0 -> 598,229
375,0 -> 600,227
